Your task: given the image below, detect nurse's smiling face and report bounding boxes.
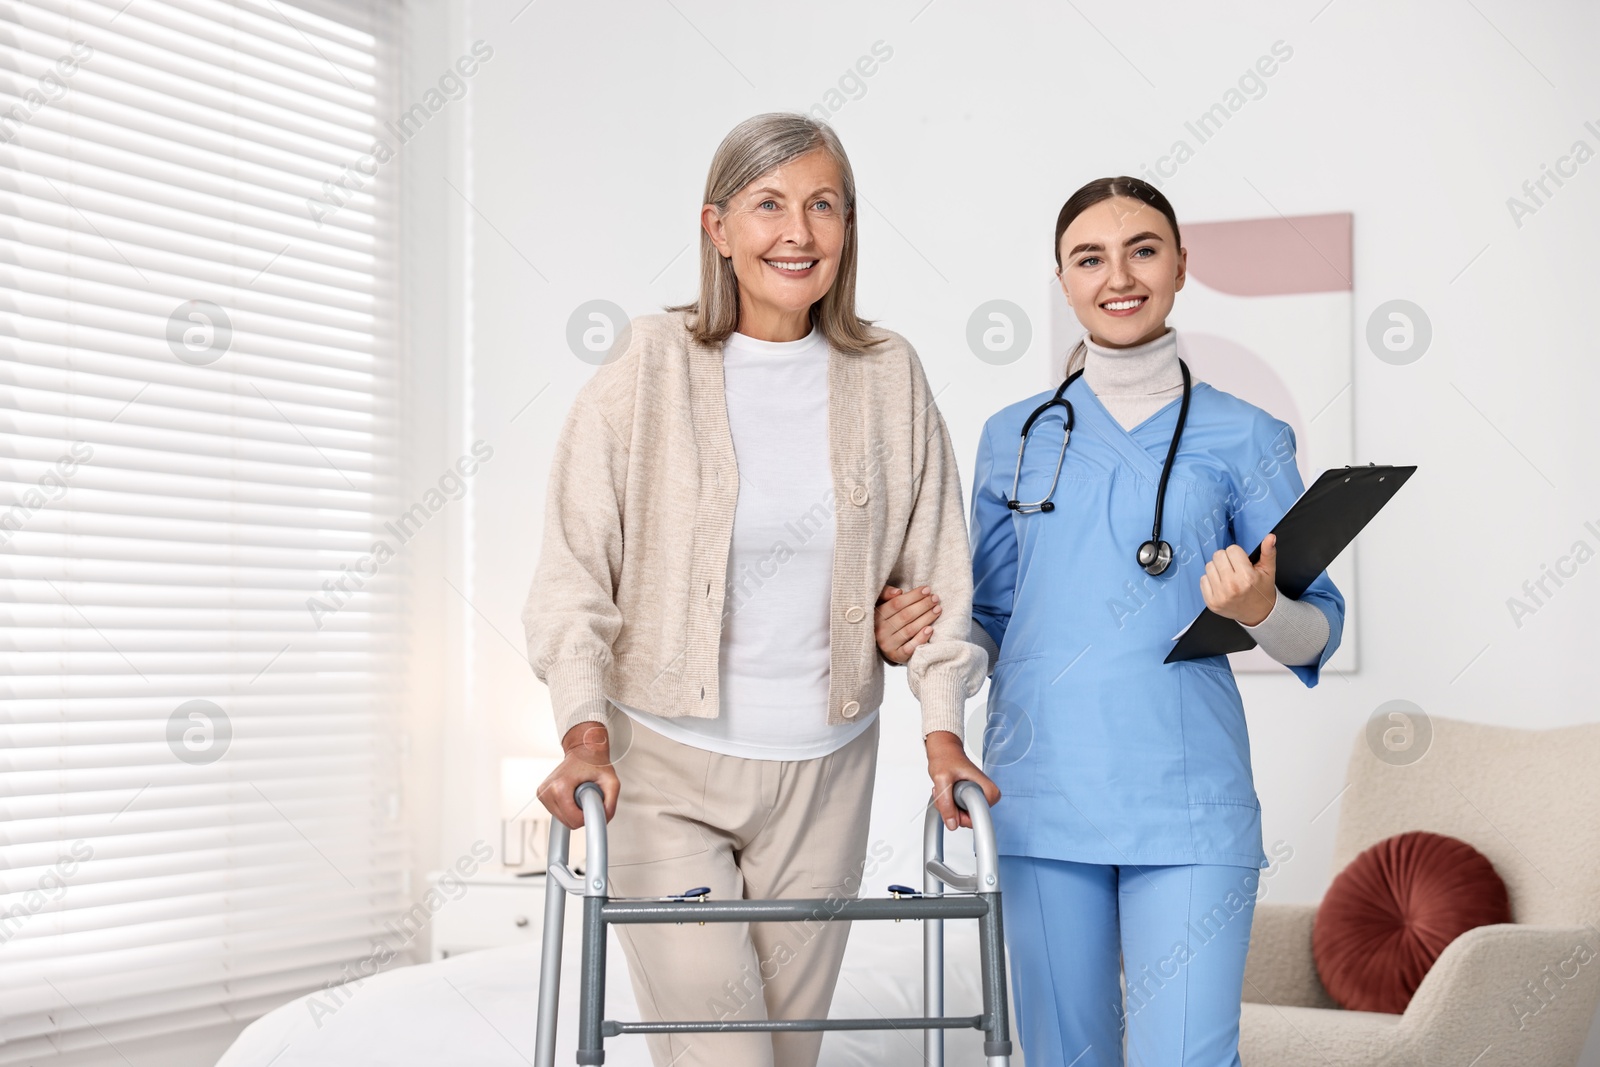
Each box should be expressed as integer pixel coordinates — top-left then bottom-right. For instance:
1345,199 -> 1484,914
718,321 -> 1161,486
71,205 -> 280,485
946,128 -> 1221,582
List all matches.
1056,195 -> 1186,349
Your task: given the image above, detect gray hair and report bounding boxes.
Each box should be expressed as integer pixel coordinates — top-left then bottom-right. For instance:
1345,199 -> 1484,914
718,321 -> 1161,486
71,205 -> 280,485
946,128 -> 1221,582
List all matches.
668,112 -> 884,354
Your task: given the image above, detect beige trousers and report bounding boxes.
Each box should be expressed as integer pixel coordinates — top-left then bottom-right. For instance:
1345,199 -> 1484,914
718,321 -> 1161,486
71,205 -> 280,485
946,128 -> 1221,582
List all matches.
603,709 -> 881,1067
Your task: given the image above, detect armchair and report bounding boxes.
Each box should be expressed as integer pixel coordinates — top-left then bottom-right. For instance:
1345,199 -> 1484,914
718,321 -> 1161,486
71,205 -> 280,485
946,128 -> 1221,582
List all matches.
1239,716 -> 1600,1066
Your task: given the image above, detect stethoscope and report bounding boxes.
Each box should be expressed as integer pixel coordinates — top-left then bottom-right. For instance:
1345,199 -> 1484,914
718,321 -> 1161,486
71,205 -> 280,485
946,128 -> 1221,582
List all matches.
1007,358 -> 1192,576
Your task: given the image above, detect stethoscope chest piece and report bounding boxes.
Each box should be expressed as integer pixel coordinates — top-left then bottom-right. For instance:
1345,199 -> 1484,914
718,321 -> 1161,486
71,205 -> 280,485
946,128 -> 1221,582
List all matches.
1136,538 -> 1174,576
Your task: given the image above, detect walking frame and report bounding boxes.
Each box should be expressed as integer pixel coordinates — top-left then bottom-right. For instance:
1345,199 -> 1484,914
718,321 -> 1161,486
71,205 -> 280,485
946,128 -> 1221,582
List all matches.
533,780 -> 1012,1066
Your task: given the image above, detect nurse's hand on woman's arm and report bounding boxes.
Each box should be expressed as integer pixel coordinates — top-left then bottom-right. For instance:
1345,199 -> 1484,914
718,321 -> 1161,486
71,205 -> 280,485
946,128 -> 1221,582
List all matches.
1200,532 -> 1280,628
875,584 -> 941,664
926,731 -> 1001,831
537,722 -> 621,830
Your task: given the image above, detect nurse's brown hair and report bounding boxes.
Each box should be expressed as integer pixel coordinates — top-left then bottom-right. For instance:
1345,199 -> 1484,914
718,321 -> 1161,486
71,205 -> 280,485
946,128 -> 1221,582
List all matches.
1053,176 -> 1183,376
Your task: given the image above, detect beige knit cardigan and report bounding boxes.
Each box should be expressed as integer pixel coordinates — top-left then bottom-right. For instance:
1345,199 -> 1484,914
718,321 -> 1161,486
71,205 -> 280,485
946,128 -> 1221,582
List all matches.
522,310 -> 986,742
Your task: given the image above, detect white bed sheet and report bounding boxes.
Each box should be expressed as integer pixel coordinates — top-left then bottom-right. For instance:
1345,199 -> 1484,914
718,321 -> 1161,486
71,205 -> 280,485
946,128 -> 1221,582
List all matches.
216,898 -> 1018,1066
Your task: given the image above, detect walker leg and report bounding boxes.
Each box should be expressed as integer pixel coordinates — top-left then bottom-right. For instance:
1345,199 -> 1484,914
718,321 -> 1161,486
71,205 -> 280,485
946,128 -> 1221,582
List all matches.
535,820 -> 570,1067
977,892 -> 1012,1066
575,783 -> 611,1066
923,801 -> 945,1067
577,895 -> 607,1065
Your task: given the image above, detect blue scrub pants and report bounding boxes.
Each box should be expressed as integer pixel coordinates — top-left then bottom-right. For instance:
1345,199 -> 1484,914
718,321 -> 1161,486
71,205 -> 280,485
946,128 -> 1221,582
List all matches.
998,856 -> 1259,1067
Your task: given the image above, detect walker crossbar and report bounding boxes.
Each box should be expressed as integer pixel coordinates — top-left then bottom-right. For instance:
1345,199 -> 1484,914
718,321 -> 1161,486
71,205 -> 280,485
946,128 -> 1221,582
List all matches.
598,895 -> 988,923
533,780 -> 1012,1067
604,1014 -> 984,1036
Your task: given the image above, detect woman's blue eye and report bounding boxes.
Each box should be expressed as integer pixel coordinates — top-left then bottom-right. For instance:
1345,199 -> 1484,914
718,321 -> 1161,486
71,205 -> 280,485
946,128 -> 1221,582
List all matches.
1079,256 -> 1102,268
1133,246 -> 1155,257
812,199 -> 831,211
759,200 -> 777,210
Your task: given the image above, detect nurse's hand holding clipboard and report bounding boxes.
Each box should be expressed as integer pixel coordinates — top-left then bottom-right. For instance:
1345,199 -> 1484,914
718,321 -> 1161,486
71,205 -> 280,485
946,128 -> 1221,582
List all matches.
1200,532 -> 1280,627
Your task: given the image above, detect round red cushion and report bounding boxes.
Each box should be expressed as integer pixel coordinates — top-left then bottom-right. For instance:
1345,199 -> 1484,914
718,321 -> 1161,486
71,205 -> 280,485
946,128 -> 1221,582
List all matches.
1312,830 -> 1511,1014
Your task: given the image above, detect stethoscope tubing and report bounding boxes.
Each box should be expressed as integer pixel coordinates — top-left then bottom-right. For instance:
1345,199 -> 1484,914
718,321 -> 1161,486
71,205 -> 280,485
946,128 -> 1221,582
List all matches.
1007,371 -> 1078,515
1007,359 -> 1192,575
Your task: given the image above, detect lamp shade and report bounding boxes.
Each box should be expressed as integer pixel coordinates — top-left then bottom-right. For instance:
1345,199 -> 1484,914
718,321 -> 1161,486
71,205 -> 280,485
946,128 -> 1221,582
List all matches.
500,757 -> 560,821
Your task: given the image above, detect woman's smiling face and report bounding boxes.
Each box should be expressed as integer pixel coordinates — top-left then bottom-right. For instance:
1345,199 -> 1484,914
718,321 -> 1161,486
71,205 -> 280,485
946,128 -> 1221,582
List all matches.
702,147 -> 847,341
1056,195 -> 1186,349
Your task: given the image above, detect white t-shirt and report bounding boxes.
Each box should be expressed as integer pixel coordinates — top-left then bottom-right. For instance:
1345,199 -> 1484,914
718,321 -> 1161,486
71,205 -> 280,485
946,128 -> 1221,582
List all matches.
612,325 -> 878,760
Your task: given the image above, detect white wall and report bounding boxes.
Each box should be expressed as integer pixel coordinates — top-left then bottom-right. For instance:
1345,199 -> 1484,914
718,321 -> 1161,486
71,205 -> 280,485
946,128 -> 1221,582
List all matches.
409,0 -> 1600,1055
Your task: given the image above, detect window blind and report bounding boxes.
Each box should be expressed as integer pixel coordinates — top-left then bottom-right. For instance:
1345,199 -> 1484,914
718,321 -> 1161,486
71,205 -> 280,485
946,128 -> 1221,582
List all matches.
0,0 -> 407,1059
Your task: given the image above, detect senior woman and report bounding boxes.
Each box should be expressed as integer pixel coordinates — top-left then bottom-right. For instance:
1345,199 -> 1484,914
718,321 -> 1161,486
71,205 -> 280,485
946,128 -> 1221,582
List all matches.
523,112 -> 995,1067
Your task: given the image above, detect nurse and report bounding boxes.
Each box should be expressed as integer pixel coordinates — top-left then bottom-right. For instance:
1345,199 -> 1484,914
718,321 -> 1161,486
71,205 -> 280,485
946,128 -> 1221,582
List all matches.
959,176 -> 1342,1066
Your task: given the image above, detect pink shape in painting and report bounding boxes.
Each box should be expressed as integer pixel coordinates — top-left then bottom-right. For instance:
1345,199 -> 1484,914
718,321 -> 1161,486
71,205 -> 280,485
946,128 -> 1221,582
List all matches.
1184,213 -> 1352,296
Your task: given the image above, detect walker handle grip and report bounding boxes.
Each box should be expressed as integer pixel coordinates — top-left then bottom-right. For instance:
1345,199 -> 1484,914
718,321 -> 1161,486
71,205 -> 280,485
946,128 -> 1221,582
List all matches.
952,781 -> 1000,892
572,782 -> 609,896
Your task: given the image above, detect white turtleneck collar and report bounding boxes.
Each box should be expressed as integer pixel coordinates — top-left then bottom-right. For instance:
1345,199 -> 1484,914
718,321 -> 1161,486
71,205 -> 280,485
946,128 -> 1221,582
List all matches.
1081,327 -> 1195,431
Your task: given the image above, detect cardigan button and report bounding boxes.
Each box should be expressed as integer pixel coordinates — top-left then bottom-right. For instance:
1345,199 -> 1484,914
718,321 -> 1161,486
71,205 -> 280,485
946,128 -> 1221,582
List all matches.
844,606 -> 866,623
849,484 -> 868,506
842,700 -> 860,718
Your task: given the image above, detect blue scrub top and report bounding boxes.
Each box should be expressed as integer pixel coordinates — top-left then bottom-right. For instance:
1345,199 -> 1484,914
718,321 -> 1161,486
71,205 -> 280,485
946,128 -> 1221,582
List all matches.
970,374 -> 1344,870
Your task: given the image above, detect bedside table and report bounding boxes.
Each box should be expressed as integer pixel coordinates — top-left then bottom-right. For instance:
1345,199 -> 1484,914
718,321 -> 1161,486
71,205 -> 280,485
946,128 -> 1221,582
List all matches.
426,869 -> 548,961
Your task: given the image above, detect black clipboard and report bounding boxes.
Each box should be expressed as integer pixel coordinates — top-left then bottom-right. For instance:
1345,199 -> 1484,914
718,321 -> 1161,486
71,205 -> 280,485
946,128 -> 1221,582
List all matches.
1165,464 -> 1416,663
